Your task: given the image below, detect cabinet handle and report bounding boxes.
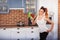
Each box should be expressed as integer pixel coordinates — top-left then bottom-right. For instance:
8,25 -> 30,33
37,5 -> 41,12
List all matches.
31,27 -> 34,29
3,28 -> 6,30
17,39 -> 20,40
31,38 -> 34,40
17,28 -> 20,30
31,31 -> 34,33
17,31 -> 20,33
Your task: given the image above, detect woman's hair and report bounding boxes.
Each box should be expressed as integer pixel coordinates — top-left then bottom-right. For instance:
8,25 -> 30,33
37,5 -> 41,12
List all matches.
40,6 -> 49,18
40,6 -> 45,12
45,8 -> 49,18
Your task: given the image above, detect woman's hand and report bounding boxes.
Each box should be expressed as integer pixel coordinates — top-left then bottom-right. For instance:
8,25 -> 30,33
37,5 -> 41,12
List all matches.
31,17 -> 36,25
31,15 -> 37,25
46,29 -> 52,32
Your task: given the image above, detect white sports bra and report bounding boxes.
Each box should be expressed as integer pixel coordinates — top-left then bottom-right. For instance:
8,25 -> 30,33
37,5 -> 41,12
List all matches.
36,15 -> 48,33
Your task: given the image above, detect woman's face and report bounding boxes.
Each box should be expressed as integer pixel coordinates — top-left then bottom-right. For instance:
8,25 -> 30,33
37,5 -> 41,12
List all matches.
39,9 -> 44,15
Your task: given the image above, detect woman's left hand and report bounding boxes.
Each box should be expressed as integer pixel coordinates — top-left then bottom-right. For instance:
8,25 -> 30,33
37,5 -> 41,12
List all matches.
46,29 -> 52,32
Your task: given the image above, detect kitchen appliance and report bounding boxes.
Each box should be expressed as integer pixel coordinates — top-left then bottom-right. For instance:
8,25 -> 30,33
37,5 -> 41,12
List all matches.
17,21 -> 24,27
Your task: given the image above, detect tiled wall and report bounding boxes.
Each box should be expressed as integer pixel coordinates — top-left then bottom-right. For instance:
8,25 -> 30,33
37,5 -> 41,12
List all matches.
0,9 -> 28,26
58,0 -> 60,39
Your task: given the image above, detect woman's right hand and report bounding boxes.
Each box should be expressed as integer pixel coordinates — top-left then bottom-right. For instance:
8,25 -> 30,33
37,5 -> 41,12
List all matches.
31,17 -> 36,25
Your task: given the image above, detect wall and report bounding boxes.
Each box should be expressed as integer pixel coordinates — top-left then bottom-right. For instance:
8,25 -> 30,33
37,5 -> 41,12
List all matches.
58,0 -> 60,39
37,0 -> 58,40
0,9 -> 28,26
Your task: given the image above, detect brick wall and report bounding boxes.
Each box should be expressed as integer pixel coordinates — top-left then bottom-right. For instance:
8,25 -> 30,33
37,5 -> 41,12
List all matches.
0,9 -> 28,26
58,0 -> 60,39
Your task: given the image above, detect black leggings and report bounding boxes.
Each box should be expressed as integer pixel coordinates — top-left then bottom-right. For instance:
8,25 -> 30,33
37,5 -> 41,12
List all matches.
40,32 -> 49,40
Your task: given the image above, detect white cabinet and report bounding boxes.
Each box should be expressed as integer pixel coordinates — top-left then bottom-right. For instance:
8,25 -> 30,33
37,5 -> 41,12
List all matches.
0,27 -> 39,40
0,0 -> 7,3
0,25 -> 55,40
0,28 -> 11,39
25,0 -> 37,13
0,0 -> 9,13
10,28 -> 27,39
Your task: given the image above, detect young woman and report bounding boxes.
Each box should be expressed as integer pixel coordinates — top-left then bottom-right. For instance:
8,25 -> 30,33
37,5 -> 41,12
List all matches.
32,6 -> 54,40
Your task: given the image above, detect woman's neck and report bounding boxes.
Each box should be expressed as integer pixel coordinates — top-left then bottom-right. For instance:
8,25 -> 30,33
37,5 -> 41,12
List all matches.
39,14 -> 44,16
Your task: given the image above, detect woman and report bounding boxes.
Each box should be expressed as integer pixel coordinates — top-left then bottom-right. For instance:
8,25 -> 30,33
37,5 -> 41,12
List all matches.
32,6 -> 54,40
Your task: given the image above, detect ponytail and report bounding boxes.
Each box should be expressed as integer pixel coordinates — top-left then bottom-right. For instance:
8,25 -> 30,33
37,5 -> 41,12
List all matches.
45,8 -> 49,18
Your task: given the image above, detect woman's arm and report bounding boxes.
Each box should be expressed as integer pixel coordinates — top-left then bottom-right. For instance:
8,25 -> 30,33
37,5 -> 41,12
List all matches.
45,18 -> 54,32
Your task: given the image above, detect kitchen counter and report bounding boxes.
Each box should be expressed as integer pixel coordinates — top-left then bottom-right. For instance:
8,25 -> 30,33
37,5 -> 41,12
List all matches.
0,25 -> 38,28
0,24 -> 51,28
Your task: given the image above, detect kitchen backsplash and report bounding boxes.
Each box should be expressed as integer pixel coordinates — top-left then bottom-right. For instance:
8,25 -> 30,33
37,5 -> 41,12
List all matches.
0,9 -> 28,26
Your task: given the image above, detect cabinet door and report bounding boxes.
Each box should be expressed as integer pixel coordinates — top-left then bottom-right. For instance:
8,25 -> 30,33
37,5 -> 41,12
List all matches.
0,0 -> 9,13
8,0 -> 23,8
0,28 -> 11,39
24,27 -> 39,40
0,4 -> 9,13
10,28 -> 26,39
0,0 -> 7,3
25,0 -> 37,14
30,27 -> 39,39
